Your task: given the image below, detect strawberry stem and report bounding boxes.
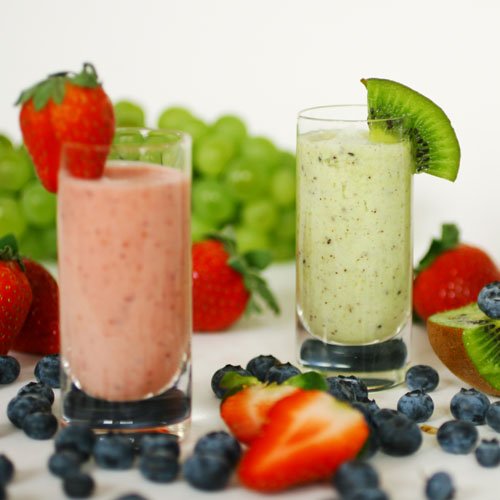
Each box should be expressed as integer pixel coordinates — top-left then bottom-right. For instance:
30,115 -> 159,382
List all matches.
16,62 -> 101,110
415,223 -> 459,275
209,231 -> 280,316
0,234 -> 24,271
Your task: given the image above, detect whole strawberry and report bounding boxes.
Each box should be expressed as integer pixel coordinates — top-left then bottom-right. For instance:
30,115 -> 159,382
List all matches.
413,224 -> 500,321
12,259 -> 59,355
0,234 -> 33,354
192,234 -> 279,332
17,63 -> 115,192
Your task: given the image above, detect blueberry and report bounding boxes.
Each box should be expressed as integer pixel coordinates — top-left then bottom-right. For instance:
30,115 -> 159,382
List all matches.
23,411 -> 58,439
34,354 -> 60,388
211,364 -> 251,399
372,408 -> 400,427
332,460 -> 379,495
0,454 -> 14,485
17,381 -> 54,405
183,453 -> 232,491
475,438 -> 500,467
48,450 -> 82,478
486,401 -> 500,432
138,433 -> 179,458
339,376 -> 368,400
62,471 -> 95,498
377,413 -> 422,456
405,365 -> 439,392
477,281 -> 500,319
0,356 -> 20,384
93,433 -> 135,470
194,431 -> 241,467
264,362 -> 301,384
139,449 -> 179,483
115,495 -> 148,500
55,425 -> 96,461
7,394 -> 52,428
437,420 -> 478,454
397,390 -> 434,422
343,489 -> 389,500
450,388 -> 490,425
350,402 -> 381,460
425,471 -> 455,500
246,354 -> 280,382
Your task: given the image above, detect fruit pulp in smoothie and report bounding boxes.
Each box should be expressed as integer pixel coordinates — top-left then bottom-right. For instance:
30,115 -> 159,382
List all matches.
297,129 -> 412,345
58,161 -> 191,402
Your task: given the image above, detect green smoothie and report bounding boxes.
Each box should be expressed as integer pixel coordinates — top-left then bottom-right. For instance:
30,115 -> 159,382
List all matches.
296,128 -> 413,345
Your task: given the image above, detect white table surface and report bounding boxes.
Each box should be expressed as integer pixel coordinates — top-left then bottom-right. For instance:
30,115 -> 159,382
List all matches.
1,263 -> 499,500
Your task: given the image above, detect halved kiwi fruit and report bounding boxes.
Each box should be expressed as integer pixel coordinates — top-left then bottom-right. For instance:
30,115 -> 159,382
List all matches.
427,303 -> 500,396
361,78 -> 460,182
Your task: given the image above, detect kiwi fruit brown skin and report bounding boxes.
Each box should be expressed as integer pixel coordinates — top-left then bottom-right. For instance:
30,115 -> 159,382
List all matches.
427,306 -> 500,397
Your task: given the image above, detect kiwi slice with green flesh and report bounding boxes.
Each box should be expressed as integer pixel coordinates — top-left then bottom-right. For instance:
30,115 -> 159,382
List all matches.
361,78 -> 460,182
428,303 -> 500,396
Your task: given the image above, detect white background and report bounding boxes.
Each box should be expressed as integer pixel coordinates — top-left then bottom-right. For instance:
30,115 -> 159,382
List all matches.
1,0 -> 499,261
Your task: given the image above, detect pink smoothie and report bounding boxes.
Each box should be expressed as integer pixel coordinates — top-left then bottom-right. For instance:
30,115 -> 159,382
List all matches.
58,162 -> 191,402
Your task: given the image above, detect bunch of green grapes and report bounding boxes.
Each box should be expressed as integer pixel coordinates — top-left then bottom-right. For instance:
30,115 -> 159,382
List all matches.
114,101 -> 296,261
0,134 -> 57,260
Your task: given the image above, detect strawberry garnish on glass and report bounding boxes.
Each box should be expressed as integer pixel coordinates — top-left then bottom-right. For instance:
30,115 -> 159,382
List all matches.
16,63 -> 115,192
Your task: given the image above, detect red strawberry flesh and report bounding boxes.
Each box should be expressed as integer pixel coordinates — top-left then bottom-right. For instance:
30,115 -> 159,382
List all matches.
238,389 -> 369,492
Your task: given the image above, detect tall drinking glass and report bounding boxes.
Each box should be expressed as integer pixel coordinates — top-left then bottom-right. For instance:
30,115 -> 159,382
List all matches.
296,106 -> 412,390
58,128 -> 191,437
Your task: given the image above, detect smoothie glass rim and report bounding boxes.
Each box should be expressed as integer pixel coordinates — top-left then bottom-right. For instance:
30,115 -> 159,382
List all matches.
298,104 -> 404,124
61,127 -> 191,153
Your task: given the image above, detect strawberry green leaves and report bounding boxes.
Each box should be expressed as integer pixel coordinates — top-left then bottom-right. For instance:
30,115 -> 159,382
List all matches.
210,231 -> 280,316
16,62 -> 101,111
415,223 -> 459,275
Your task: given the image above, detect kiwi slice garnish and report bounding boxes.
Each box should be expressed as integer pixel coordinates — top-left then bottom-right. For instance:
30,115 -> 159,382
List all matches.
428,304 -> 500,395
361,78 -> 460,182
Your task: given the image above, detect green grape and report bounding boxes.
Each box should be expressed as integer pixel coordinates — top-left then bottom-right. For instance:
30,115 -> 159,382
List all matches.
0,197 -> 27,239
42,226 -> 58,259
114,100 -> 146,127
17,145 -> 36,179
271,239 -> 295,262
192,179 -> 237,225
21,181 -> 57,228
275,208 -> 296,241
276,151 -> 295,169
224,158 -> 268,201
177,118 -> 209,143
211,115 -> 247,144
242,199 -> 278,231
271,166 -> 296,207
240,136 -> 279,168
112,131 -> 144,161
235,226 -> 270,253
19,228 -> 47,260
0,149 -> 33,192
158,106 -> 194,130
191,213 -> 216,242
0,134 -> 13,154
194,134 -> 236,177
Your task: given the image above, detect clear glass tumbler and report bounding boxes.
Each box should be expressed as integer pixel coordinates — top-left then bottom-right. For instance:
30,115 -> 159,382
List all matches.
296,105 -> 413,390
58,128 -> 192,437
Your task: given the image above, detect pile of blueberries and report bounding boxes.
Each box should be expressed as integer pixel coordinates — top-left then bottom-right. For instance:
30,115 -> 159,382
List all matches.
1,352 -> 499,499
211,355 -> 500,500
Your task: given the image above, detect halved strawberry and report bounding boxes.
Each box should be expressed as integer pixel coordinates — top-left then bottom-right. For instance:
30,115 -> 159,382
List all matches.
221,384 -> 299,445
238,389 -> 369,492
